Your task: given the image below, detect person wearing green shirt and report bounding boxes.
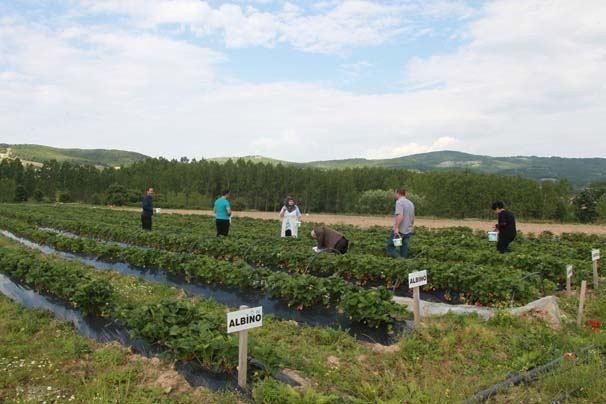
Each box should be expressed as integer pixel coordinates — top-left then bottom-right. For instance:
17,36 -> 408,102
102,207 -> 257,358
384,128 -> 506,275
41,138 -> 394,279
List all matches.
213,190 -> 232,236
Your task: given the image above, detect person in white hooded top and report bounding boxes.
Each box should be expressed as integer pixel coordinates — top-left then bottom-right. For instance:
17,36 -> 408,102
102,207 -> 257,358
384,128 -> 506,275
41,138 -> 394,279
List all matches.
279,196 -> 302,238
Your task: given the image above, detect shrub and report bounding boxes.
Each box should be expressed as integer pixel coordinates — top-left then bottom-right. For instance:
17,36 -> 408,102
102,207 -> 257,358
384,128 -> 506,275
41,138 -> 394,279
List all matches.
105,183 -> 129,206
356,189 -> 393,214
33,189 -> 44,202
14,184 -> 28,202
57,191 -> 73,203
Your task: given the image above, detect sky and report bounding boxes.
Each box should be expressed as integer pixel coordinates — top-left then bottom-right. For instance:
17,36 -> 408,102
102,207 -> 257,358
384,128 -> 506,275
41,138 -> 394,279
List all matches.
1,0 -> 605,162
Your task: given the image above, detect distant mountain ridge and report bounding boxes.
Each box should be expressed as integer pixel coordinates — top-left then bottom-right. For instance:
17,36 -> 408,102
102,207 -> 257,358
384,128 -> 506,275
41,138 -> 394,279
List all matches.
2,145 -> 604,187
213,150 -> 606,187
0,144 -> 149,167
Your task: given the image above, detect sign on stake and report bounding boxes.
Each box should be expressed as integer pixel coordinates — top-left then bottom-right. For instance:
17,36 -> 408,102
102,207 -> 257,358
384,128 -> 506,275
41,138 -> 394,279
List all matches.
592,249 -> 600,261
566,265 -> 573,295
592,249 -> 600,290
227,305 -> 263,388
408,270 -> 427,325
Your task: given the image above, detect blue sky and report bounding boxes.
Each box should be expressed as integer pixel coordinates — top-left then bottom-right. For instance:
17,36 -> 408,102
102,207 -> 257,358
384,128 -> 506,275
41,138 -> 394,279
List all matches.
1,0 -> 605,161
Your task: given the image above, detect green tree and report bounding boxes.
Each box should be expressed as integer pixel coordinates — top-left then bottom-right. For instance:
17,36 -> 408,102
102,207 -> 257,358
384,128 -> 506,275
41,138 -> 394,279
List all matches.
574,189 -> 597,223
33,189 -> 44,202
105,183 -> 129,206
356,189 -> 393,214
14,184 -> 28,202
596,193 -> 606,222
0,178 -> 16,202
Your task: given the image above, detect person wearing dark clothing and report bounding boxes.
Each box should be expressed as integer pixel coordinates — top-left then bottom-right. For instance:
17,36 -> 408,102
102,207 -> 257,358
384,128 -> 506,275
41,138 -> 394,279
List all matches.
311,226 -> 349,254
492,201 -> 516,253
141,187 -> 154,231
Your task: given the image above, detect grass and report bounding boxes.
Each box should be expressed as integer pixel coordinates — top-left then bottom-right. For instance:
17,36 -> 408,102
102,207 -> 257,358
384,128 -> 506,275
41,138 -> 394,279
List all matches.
0,294 -> 242,403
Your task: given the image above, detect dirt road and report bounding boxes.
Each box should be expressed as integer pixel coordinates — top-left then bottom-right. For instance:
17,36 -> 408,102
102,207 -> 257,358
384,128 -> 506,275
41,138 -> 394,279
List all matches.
110,207 -> 606,235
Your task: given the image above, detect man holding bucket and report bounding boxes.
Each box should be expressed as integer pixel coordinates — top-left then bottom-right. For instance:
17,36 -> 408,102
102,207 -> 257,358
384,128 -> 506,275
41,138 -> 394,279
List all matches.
492,201 -> 516,253
387,188 -> 415,258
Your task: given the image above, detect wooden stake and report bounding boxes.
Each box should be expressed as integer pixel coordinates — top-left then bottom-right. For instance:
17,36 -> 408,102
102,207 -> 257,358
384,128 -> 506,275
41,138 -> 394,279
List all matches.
413,287 -> 421,324
593,260 -> 599,290
238,305 -> 248,388
577,281 -> 587,328
566,265 -> 572,295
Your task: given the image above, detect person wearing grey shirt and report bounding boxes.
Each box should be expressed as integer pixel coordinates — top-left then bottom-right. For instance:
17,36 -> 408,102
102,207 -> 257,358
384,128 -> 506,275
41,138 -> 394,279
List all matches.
387,188 -> 415,258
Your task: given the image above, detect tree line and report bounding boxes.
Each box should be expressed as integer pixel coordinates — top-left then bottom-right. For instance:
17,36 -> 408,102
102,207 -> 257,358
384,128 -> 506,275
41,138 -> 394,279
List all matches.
1,156 -> 604,222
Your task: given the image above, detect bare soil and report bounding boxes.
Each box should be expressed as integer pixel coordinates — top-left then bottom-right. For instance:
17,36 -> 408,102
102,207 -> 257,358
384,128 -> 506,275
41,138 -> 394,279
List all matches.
111,207 -> 606,235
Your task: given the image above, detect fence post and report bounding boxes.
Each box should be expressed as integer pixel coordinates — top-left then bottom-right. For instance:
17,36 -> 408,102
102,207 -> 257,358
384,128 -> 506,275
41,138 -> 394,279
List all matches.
577,281 -> 587,328
238,305 -> 248,388
413,286 -> 421,324
593,260 -> 599,290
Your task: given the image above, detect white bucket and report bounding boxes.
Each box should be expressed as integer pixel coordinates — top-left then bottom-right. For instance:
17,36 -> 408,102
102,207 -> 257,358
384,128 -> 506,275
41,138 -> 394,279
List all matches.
393,237 -> 403,247
487,231 -> 498,242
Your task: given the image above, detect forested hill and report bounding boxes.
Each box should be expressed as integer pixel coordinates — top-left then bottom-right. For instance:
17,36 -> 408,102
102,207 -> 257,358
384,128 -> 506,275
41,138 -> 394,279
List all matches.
302,151 -> 606,187
0,144 -> 149,167
213,151 -> 606,187
3,144 -> 606,187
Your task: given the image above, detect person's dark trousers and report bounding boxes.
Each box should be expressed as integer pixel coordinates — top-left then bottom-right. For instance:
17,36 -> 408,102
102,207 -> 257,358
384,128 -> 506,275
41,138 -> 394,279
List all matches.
334,237 -> 349,254
141,214 -> 152,231
497,234 -> 515,253
216,219 -> 230,236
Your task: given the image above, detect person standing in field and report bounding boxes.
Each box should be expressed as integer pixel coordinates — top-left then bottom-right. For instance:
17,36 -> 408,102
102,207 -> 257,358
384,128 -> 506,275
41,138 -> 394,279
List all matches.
214,190 -> 232,237
311,226 -> 349,254
387,188 -> 415,258
141,187 -> 154,231
279,196 -> 302,238
492,201 -> 516,253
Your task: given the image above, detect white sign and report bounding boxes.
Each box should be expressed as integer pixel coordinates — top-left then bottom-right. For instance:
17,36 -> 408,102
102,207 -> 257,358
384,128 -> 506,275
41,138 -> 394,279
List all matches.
408,270 -> 428,289
592,249 -> 600,261
566,265 -> 573,279
227,306 -> 263,334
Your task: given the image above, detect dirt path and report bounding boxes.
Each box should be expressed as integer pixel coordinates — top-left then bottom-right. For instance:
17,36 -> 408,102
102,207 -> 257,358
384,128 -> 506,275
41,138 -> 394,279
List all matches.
109,206 -> 606,235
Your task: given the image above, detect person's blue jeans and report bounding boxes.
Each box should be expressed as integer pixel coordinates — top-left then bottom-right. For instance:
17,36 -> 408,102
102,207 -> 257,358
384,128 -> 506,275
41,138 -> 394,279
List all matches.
386,231 -> 411,258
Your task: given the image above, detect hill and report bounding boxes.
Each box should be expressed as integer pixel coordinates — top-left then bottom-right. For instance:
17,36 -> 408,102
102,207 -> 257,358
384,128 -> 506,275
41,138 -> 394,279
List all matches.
0,144 -> 149,167
301,151 -> 606,187
209,155 -> 288,165
213,151 -> 606,187
2,145 -> 604,187
306,151 -> 606,186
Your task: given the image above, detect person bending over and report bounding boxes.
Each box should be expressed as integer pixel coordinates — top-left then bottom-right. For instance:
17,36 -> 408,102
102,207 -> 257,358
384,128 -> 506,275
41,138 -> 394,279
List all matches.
311,226 -> 349,254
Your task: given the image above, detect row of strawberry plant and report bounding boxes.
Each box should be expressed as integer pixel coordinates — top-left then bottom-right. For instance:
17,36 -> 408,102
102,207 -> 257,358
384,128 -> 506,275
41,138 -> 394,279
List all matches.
0,242 -> 238,371
0,216 -> 405,327
3,205 -> 598,303
1,214 -> 546,305
6,207 -> 594,294
7,204 -> 602,270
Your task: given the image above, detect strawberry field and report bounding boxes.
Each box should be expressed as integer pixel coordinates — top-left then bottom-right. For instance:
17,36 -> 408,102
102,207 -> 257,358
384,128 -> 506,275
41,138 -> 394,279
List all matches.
0,204 -> 603,309
1,203 -> 605,402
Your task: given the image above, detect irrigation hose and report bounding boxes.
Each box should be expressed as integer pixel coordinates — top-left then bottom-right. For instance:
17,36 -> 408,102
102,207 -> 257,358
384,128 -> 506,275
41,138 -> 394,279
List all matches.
463,343 -> 598,403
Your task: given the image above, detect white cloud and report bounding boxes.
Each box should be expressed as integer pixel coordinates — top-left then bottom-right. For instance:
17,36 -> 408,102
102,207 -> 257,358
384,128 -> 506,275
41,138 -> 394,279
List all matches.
2,0 -> 606,161
75,0 -> 463,53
